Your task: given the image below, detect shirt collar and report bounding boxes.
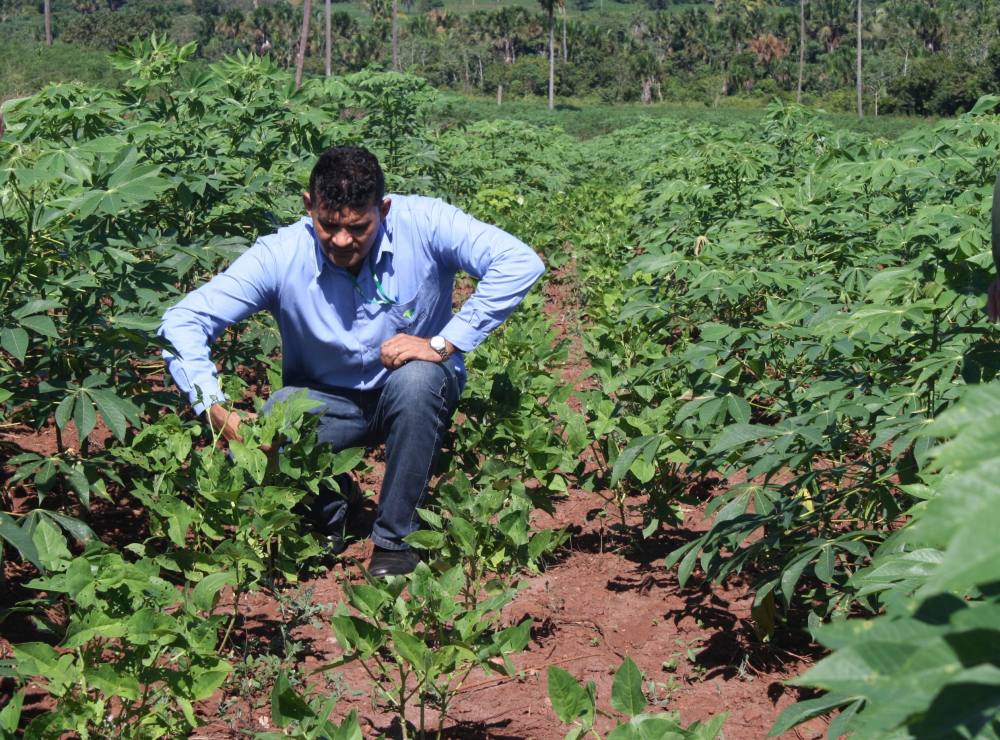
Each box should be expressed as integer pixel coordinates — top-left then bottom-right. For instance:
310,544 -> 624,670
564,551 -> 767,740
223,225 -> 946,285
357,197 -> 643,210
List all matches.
306,216 -> 393,277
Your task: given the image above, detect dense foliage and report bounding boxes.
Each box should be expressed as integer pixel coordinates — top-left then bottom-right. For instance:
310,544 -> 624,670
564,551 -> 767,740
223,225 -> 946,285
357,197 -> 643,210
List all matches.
2,33 -> 1000,736
6,0 -> 1000,112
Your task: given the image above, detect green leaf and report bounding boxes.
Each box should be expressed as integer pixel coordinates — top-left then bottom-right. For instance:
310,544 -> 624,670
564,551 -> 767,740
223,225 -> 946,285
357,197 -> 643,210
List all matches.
63,611 -> 128,648
343,583 -> 388,618
49,394 -> 71,428
392,629 -> 433,673
547,666 -> 591,724
86,662 -> 140,700
611,435 -> 660,488
769,693 -> 856,736
31,518 -> 71,572
192,571 -> 236,612
0,512 -> 40,569
20,314 -> 59,340
708,424 -> 775,454
404,530 -> 445,550
0,690 -> 24,733
726,395 -> 752,424
72,393 -> 97,443
330,711 -> 364,740
12,299 -> 61,319
611,657 -> 647,717
89,388 -> 140,442
0,327 -> 29,362
229,439 -> 268,485
607,715 -> 687,740
190,658 -> 231,700
37,510 -> 94,543
676,545 -> 700,587
270,671 -> 313,727
13,642 -> 67,678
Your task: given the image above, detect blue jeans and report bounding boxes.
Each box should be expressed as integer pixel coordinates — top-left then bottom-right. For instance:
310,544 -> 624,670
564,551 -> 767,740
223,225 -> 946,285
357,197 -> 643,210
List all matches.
263,360 -> 462,551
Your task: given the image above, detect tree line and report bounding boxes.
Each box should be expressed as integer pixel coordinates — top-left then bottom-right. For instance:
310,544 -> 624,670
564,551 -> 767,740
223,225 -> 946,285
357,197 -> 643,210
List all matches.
5,0 -> 1000,114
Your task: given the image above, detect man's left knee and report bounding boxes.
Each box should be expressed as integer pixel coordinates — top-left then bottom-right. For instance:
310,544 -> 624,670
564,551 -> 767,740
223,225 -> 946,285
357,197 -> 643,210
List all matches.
383,360 -> 459,407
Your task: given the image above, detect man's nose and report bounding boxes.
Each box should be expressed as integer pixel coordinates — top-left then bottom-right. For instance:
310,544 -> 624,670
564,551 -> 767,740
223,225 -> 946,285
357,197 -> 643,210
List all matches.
330,228 -> 353,248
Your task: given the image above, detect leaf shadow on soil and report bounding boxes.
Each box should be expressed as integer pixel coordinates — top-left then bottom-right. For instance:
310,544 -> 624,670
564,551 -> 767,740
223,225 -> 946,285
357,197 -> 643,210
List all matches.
371,715 -> 525,740
665,577 -> 828,685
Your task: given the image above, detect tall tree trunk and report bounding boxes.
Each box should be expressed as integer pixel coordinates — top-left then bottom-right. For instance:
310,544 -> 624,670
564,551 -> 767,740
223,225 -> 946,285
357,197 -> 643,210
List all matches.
548,6 -> 555,110
295,0 -> 312,90
43,0 -> 52,46
497,83 -> 503,106
392,0 -> 399,71
855,0 -> 863,118
561,7 -> 567,63
797,0 -> 805,103
325,0 -> 331,76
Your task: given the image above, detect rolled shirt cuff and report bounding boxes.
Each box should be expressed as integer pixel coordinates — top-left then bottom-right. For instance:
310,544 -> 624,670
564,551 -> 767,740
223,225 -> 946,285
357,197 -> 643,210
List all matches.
190,383 -> 227,417
439,315 -> 487,354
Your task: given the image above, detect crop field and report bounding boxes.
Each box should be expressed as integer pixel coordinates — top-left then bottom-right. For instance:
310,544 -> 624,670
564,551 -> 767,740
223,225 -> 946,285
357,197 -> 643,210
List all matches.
2,38 -> 1000,739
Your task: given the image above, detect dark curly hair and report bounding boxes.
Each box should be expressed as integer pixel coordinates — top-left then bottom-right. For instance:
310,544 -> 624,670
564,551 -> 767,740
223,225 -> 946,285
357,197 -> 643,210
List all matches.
308,146 -> 385,210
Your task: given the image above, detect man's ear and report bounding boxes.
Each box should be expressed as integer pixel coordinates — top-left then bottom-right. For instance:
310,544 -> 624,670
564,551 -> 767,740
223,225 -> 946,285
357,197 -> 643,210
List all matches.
302,192 -> 313,213
380,197 -> 392,221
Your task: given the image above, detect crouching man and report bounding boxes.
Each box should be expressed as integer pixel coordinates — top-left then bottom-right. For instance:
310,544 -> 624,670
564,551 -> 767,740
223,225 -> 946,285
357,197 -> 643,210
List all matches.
160,145 -> 544,576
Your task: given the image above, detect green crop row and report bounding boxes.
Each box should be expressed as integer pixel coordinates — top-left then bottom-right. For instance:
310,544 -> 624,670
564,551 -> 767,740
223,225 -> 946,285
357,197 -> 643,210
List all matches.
0,37 -> 726,737
564,98 -> 1000,734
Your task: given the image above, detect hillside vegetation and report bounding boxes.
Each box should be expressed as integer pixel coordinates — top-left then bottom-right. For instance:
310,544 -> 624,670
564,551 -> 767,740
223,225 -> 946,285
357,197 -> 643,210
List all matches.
3,0 -> 1000,114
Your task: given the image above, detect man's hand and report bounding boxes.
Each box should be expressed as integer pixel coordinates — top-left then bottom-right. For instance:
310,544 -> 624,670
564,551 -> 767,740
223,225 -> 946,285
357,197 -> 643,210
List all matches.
207,404 -> 256,444
380,334 -> 455,369
988,277 -> 1000,322
207,404 -> 278,455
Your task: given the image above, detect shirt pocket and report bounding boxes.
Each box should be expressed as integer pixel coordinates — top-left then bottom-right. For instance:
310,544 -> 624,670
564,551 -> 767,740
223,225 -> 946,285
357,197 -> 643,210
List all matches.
387,296 -> 421,334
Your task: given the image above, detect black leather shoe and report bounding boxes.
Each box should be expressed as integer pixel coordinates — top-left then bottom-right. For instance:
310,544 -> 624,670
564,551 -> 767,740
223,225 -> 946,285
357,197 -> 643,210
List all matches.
320,531 -> 347,556
368,546 -> 420,577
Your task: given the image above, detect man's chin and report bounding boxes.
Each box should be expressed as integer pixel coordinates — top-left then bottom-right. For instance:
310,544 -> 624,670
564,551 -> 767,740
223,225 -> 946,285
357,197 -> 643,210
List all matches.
326,252 -> 358,269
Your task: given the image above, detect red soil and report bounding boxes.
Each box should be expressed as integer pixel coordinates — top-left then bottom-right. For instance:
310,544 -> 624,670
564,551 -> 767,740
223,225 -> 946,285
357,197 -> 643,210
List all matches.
0,261 -> 830,739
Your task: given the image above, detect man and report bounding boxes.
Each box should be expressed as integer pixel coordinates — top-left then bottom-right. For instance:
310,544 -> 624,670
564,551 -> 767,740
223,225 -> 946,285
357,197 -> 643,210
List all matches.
160,146 -> 545,576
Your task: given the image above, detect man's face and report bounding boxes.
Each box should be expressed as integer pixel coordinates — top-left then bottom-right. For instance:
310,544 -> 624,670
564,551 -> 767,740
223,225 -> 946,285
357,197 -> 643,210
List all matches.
303,192 -> 391,275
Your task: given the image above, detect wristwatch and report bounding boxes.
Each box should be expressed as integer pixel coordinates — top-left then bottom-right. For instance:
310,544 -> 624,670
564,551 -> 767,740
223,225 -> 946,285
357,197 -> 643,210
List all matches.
429,335 -> 450,361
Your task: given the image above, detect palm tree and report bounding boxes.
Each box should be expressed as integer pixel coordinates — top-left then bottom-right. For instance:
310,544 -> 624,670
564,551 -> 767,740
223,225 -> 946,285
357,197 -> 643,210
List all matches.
391,0 -> 399,70
43,0 -> 52,45
798,0 -> 806,102
855,0 -> 862,117
539,0 -> 562,109
325,0 -> 331,76
295,0 -> 312,90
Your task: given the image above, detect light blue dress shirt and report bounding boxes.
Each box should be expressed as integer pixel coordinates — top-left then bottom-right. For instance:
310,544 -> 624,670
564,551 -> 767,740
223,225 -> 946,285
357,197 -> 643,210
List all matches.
160,194 -> 545,414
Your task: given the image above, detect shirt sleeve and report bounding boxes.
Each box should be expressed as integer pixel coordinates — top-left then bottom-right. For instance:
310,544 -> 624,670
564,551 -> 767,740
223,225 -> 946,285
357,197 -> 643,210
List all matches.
427,199 -> 545,352
159,241 -> 278,415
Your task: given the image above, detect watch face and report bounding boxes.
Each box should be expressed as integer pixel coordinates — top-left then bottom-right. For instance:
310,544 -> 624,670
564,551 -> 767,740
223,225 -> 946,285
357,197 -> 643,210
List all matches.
431,336 -> 446,350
